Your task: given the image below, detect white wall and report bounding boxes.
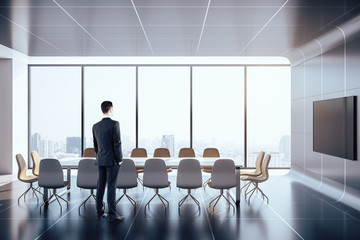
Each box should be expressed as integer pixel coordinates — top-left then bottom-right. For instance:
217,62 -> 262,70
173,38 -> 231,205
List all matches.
0,59 -> 13,174
0,44 -> 28,174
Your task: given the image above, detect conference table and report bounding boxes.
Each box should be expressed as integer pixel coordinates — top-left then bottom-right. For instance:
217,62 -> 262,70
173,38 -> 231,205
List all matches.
42,157 -> 242,205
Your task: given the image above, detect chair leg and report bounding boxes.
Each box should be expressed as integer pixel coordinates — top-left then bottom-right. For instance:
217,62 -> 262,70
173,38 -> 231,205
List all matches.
78,189 -> 96,214
40,189 -> 68,213
18,187 -> 31,204
145,189 -> 169,209
18,182 -> 42,204
203,177 -> 211,190
116,189 -> 136,207
209,189 -> 235,211
179,189 -> 200,208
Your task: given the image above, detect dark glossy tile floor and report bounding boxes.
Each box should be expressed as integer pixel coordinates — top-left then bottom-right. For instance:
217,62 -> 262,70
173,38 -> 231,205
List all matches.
1,171 -> 360,240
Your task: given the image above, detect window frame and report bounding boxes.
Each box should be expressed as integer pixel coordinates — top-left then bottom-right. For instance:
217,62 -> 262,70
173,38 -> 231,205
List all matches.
28,63 -> 291,169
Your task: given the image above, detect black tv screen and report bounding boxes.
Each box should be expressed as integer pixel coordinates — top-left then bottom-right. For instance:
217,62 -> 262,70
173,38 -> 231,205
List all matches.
313,96 -> 357,160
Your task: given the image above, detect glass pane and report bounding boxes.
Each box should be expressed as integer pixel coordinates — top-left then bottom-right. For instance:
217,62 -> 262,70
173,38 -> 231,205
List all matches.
84,67 -> 136,157
138,67 -> 190,157
30,67 -> 81,163
247,66 -> 291,167
193,67 -> 245,165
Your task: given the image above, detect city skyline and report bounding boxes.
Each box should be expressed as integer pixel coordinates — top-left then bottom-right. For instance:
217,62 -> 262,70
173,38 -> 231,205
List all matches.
30,132 -> 290,168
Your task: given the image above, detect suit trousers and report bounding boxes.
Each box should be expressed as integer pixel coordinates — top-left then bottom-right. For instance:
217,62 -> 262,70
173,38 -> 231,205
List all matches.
96,164 -> 120,215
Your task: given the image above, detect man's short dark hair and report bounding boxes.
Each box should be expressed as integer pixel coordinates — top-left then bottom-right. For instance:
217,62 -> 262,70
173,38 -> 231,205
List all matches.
101,101 -> 113,114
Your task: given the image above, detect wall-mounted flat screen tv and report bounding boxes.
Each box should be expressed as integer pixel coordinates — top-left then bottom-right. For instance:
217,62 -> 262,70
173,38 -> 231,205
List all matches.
313,96 -> 357,160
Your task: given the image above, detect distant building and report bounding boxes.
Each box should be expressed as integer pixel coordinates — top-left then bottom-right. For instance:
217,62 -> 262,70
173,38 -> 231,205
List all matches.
31,133 -> 41,153
66,137 -> 81,157
161,135 -> 175,157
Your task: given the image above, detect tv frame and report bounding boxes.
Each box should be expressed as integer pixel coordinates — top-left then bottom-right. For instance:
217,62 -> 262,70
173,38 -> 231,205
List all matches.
313,96 -> 357,160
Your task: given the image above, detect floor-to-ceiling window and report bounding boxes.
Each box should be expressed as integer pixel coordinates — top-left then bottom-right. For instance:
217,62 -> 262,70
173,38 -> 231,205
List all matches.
138,67 -> 190,157
247,66 -> 291,167
29,61 -> 290,168
192,67 -> 245,164
83,67 -> 136,157
30,67 -> 82,163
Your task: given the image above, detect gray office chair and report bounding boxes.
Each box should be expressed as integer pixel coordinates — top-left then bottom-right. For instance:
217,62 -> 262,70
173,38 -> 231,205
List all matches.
240,151 -> 265,194
208,159 -> 236,211
143,158 -> 170,209
116,158 -> 138,208
242,154 -> 271,204
82,148 -> 96,158
202,148 -> 220,189
154,147 -> 173,173
177,159 -> 202,208
77,158 -> 98,214
38,158 -> 69,212
178,148 -> 196,158
16,154 -> 43,204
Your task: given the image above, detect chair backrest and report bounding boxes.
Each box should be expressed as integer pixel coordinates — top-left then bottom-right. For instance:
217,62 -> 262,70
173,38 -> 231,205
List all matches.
178,148 -> 195,158
143,158 -> 168,188
16,154 -> 28,181
254,151 -> 265,175
258,154 -> 271,181
130,148 -> 148,158
38,159 -> 64,188
117,158 -> 138,189
31,151 -> 41,176
153,148 -> 171,158
177,159 -> 202,189
203,148 -> 220,158
82,148 -> 96,158
211,159 -> 236,189
77,158 -> 98,189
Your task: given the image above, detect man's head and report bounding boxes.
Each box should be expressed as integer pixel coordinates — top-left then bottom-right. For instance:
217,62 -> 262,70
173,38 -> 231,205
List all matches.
101,101 -> 113,115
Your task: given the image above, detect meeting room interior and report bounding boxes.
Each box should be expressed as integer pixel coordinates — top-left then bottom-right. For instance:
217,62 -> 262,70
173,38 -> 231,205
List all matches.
1,0 -> 360,239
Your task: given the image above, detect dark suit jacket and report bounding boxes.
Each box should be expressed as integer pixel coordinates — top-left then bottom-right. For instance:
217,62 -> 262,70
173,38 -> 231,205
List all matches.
92,117 -> 123,166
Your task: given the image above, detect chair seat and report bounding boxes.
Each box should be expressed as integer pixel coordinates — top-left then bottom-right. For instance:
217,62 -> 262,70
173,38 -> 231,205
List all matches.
167,167 -> 172,172
208,181 -> 236,190
240,170 -> 261,176
19,175 -> 38,183
144,181 -> 170,189
136,167 -> 144,173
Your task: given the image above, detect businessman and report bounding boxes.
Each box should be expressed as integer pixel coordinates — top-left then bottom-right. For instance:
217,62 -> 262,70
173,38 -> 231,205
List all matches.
92,101 -> 124,222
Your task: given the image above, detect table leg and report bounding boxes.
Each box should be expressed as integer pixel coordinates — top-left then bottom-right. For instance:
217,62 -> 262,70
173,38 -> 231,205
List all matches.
67,167 -> 71,190
236,167 -> 240,205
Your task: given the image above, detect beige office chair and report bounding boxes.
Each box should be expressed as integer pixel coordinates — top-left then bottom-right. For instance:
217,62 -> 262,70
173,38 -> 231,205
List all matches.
16,154 -> 43,204
116,159 -> 138,208
208,159 -> 236,211
130,148 -> 147,189
143,158 -> 171,209
82,148 -> 96,158
240,151 -> 265,194
130,148 -> 147,157
241,154 -> 271,204
38,159 -> 69,212
153,148 -> 172,173
178,148 -> 196,158
202,148 -> 220,189
31,151 -> 41,176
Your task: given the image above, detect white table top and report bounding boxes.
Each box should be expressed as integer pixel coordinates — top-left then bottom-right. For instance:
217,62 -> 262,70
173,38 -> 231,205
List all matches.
56,157 -> 242,168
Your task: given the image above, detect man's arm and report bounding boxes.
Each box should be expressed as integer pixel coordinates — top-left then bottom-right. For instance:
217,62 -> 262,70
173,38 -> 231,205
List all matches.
113,121 -> 123,163
92,126 -> 98,154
